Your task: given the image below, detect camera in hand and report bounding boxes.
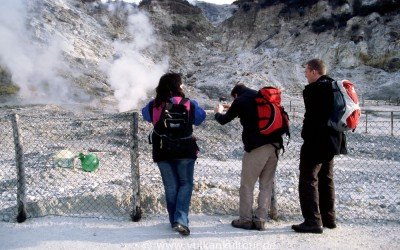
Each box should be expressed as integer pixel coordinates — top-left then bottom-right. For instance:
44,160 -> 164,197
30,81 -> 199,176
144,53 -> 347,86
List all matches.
219,97 -> 227,102
219,96 -> 230,110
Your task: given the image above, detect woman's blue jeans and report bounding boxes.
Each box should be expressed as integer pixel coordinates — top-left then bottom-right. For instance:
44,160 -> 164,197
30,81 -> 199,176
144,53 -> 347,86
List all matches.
157,159 -> 195,228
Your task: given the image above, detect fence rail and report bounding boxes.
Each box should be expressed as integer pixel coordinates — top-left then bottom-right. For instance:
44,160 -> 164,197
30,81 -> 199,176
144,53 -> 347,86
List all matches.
1,108 -> 399,223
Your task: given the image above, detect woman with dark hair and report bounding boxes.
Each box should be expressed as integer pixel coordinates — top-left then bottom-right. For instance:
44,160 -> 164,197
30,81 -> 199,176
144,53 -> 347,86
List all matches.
142,72 -> 206,236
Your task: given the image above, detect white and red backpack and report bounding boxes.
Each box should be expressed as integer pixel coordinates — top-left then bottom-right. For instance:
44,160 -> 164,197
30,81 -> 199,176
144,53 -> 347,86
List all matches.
328,79 -> 361,132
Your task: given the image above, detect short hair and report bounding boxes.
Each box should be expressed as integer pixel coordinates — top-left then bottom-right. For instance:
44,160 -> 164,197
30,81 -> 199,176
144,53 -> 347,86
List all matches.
231,83 -> 246,97
305,59 -> 327,75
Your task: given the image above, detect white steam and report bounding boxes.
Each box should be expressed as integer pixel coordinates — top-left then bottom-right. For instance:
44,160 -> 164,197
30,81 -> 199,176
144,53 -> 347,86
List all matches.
103,11 -> 168,112
0,0 -> 77,103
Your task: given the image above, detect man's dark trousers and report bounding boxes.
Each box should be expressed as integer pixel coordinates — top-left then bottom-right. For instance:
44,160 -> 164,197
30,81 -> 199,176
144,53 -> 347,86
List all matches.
299,147 -> 335,227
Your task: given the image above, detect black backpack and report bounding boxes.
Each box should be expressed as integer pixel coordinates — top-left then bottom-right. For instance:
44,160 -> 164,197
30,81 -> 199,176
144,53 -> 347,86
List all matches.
153,98 -> 193,154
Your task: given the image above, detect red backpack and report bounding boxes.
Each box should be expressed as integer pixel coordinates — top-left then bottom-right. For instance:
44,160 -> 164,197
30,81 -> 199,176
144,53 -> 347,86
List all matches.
255,87 -> 290,138
328,79 -> 361,132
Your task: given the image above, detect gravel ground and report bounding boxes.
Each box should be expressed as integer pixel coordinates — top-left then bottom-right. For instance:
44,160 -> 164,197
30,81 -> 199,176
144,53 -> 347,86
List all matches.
0,215 -> 399,249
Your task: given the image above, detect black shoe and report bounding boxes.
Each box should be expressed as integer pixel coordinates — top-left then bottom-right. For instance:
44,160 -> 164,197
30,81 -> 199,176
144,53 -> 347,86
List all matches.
323,222 -> 337,229
292,222 -> 323,234
173,223 -> 190,236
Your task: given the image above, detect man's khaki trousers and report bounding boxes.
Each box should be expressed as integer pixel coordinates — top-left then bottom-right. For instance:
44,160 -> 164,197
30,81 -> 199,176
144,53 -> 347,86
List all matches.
239,144 -> 279,221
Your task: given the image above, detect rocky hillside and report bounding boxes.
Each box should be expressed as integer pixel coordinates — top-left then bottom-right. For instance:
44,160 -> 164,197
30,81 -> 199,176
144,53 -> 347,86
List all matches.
217,0 -> 400,99
196,1 -> 237,26
0,0 -> 399,112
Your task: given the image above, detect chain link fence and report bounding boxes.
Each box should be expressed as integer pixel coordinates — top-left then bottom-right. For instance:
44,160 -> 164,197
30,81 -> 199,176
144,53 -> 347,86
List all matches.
0,111 -> 141,222
139,109 -> 400,222
1,106 -> 399,223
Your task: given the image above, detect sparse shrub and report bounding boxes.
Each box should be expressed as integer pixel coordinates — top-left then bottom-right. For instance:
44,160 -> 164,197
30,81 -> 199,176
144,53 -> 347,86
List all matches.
359,52 -> 370,63
353,0 -> 400,16
384,16 -> 393,24
139,0 -> 152,7
385,57 -> 400,73
259,0 -> 280,9
351,23 -> 360,32
353,0 -> 373,16
379,0 -> 400,15
279,0 -> 319,17
186,23 -> 194,32
328,0 -> 348,8
171,23 -> 194,36
298,7 -> 306,17
0,85 -> 19,95
311,17 -> 335,33
388,31 -> 399,42
350,34 -> 364,44
332,12 -> 352,28
172,24 -> 184,35
241,2 -> 251,12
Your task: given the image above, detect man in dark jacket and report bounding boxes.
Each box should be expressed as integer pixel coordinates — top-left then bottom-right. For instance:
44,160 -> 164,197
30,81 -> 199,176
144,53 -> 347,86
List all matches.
292,59 -> 347,234
214,84 -> 283,231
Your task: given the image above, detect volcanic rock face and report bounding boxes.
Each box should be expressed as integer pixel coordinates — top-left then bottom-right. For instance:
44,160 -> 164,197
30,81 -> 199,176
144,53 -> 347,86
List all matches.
0,0 -> 399,109
214,0 -> 400,99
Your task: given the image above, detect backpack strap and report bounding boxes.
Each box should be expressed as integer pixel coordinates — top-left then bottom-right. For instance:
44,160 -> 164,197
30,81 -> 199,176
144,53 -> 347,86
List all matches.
272,142 -> 283,159
148,129 -> 153,144
152,102 -> 165,125
179,97 -> 189,104
178,97 -> 191,112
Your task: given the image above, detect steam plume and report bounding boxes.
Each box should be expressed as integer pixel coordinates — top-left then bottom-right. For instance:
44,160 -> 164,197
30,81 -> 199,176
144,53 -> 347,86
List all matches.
0,0 -> 78,104
103,10 -> 168,112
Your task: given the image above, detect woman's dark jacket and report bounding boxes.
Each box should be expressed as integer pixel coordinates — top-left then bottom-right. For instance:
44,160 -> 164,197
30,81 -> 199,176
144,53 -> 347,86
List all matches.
214,87 -> 283,152
301,75 -> 347,163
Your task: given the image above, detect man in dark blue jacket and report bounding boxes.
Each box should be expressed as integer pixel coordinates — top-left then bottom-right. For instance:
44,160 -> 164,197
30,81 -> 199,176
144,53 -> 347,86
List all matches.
292,59 -> 347,234
214,84 -> 283,231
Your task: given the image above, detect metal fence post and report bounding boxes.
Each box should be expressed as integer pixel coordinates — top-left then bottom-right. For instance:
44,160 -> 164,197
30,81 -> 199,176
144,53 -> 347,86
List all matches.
269,178 -> 278,220
11,114 -> 27,223
292,108 -> 295,123
365,111 -> 368,134
129,112 -> 142,222
391,112 -> 394,136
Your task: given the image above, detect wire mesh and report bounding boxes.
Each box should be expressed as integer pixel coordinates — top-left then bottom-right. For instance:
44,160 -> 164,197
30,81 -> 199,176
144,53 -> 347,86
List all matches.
0,115 -> 18,222
0,112 -> 139,222
139,110 -> 400,222
1,109 -> 399,222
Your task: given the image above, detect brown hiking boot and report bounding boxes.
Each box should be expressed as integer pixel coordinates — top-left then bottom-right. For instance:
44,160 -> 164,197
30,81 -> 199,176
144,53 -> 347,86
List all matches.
231,219 -> 254,230
253,220 -> 266,231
